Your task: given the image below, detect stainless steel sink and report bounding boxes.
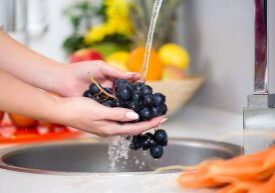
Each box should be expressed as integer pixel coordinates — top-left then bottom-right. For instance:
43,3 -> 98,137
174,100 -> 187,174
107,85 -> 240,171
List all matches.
0,138 -> 243,174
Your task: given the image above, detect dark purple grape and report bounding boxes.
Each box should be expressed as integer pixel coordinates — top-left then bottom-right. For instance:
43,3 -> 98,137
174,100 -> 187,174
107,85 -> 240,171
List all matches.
133,82 -> 145,92
114,79 -> 128,91
102,100 -> 114,107
151,93 -> 166,107
116,85 -> 133,100
143,95 -> 153,106
139,107 -> 153,121
151,106 -> 161,117
83,90 -> 93,98
89,83 -> 100,95
132,91 -> 143,101
159,104 -> 168,115
150,144 -> 164,159
111,100 -> 119,107
140,136 -> 153,150
141,85 -> 153,95
154,129 -> 168,146
130,135 -> 142,150
104,87 -> 113,94
144,132 -> 154,140
127,101 -> 143,112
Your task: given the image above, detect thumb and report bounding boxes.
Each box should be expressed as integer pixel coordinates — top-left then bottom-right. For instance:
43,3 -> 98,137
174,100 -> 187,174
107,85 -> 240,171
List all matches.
102,107 -> 140,122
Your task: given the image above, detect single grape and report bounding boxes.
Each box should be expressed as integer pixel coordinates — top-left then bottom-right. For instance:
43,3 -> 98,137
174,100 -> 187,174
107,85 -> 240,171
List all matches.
143,95 -> 153,106
89,83 -> 100,95
144,132 -> 154,140
140,135 -> 153,150
150,144 -> 164,159
104,87 -> 113,94
114,79 -> 128,91
132,91 -> 143,101
159,104 -> 168,115
130,135 -> 142,150
83,90 -> 93,98
139,107 -> 153,121
151,93 -> 166,107
151,106 -> 161,117
141,85 -> 153,95
154,129 -> 168,146
127,101 -> 143,112
116,85 -> 133,100
133,82 -> 145,92
102,100 -> 114,107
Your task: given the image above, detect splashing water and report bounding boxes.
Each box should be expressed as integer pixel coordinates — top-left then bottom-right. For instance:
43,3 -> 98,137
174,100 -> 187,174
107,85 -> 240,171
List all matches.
108,136 -> 131,171
141,0 -> 164,82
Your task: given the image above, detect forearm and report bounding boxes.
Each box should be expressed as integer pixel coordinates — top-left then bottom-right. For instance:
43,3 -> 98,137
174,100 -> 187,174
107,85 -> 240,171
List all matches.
0,31 -> 65,94
0,70 -> 65,123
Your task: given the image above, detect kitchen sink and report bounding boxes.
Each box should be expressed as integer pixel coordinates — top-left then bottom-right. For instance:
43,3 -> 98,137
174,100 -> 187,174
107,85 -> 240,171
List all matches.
0,138 -> 243,174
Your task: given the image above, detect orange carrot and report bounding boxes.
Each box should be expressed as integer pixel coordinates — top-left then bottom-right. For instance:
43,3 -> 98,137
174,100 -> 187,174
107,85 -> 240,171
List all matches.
177,146 -> 275,192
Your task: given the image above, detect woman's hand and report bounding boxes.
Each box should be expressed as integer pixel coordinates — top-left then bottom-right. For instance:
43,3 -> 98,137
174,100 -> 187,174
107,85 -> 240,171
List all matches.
59,97 -> 166,137
56,61 -> 140,97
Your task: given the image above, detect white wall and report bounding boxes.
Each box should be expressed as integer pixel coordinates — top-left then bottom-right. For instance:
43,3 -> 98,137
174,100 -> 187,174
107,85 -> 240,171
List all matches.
28,0 -> 75,62
178,0 -> 275,113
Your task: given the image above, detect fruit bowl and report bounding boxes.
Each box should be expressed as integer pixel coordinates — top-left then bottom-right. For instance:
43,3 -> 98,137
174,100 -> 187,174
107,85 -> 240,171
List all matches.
147,76 -> 204,116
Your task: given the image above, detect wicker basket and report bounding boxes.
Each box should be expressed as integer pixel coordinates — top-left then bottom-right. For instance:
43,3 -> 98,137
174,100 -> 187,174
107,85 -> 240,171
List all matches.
147,76 -> 204,116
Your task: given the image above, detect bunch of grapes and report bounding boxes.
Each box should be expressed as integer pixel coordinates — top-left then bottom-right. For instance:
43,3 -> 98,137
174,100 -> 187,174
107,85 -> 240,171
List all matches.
83,79 -> 168,159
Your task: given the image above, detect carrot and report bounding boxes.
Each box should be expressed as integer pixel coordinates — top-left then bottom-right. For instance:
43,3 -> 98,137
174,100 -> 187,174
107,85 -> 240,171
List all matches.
216,184 -> 248,193
177,160 -> 225,188
177,146 -> 275,192
250,174 -> 275,193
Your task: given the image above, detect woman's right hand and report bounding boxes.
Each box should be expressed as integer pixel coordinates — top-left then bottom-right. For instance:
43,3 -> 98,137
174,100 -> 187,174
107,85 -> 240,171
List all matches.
59,97 -> 167,137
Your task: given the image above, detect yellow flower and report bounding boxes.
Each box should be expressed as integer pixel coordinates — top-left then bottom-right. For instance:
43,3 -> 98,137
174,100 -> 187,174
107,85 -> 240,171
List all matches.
84,0 -> 132,45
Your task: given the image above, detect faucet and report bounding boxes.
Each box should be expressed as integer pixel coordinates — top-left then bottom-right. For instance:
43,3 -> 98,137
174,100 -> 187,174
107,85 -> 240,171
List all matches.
243,0 -> 275,153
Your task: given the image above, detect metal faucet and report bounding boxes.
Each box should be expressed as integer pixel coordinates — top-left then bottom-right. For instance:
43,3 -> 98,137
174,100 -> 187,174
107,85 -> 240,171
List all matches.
243,0 -> 275,153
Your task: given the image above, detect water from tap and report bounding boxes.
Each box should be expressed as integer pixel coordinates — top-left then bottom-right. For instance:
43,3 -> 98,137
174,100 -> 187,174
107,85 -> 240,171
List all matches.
141,0 -> 163,81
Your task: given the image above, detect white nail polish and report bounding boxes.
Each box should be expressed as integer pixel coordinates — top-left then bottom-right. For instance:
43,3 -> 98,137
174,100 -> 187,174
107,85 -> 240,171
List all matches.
126,111 -> 139,120
160,118 -> 168,124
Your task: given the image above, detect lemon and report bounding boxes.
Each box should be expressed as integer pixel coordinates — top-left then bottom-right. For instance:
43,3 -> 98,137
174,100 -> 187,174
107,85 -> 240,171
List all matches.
158,43 -> 190,70
106,51 -> 130,72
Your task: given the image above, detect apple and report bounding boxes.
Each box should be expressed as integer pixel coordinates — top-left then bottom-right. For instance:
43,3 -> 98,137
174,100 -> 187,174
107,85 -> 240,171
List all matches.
70,48 -> 104,63
9,113 -> 38,128
0,111 -> 4,123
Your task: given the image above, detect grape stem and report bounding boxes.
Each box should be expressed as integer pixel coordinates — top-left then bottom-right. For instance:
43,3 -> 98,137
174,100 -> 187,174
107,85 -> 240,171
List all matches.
89,75 -> 117,100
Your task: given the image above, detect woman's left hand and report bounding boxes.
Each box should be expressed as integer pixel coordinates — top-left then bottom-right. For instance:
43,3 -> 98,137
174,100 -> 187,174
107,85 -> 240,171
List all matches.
56,60 -> 140,97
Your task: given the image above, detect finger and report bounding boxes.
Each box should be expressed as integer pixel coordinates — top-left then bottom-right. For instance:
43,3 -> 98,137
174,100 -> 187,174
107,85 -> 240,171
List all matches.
102,64 -> 140,80
130,73 -> 141,82
102,107 -> 140,122
114,116 -> 167,135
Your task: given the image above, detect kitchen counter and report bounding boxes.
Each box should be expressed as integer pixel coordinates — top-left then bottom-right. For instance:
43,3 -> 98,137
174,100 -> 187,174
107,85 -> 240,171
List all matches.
0,105 -> 243,193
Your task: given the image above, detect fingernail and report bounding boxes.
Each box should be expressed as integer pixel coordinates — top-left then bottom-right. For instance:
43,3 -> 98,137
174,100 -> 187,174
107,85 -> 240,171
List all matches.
126,111 -> 139,120
160,118 -> 168,124
127,72 -> 136,75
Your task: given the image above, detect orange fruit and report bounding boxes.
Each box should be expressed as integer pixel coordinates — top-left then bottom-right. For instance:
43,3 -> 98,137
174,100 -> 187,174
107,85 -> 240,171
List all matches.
9,113 -> 38,128
126,47 -> 163,80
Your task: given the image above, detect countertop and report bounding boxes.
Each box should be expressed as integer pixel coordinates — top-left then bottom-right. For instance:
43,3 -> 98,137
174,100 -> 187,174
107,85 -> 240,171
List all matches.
0,105 -> 243,193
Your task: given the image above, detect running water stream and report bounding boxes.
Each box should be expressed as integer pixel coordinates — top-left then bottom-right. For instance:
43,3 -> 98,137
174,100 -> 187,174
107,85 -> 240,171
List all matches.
108,0 -> 164,171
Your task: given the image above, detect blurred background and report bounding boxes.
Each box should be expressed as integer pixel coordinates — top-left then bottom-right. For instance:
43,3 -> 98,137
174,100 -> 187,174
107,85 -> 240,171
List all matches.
0,0 -> 275,143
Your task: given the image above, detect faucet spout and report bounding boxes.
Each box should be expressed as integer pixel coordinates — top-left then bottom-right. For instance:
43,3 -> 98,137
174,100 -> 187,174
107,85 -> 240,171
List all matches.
254,0 -> 268,95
